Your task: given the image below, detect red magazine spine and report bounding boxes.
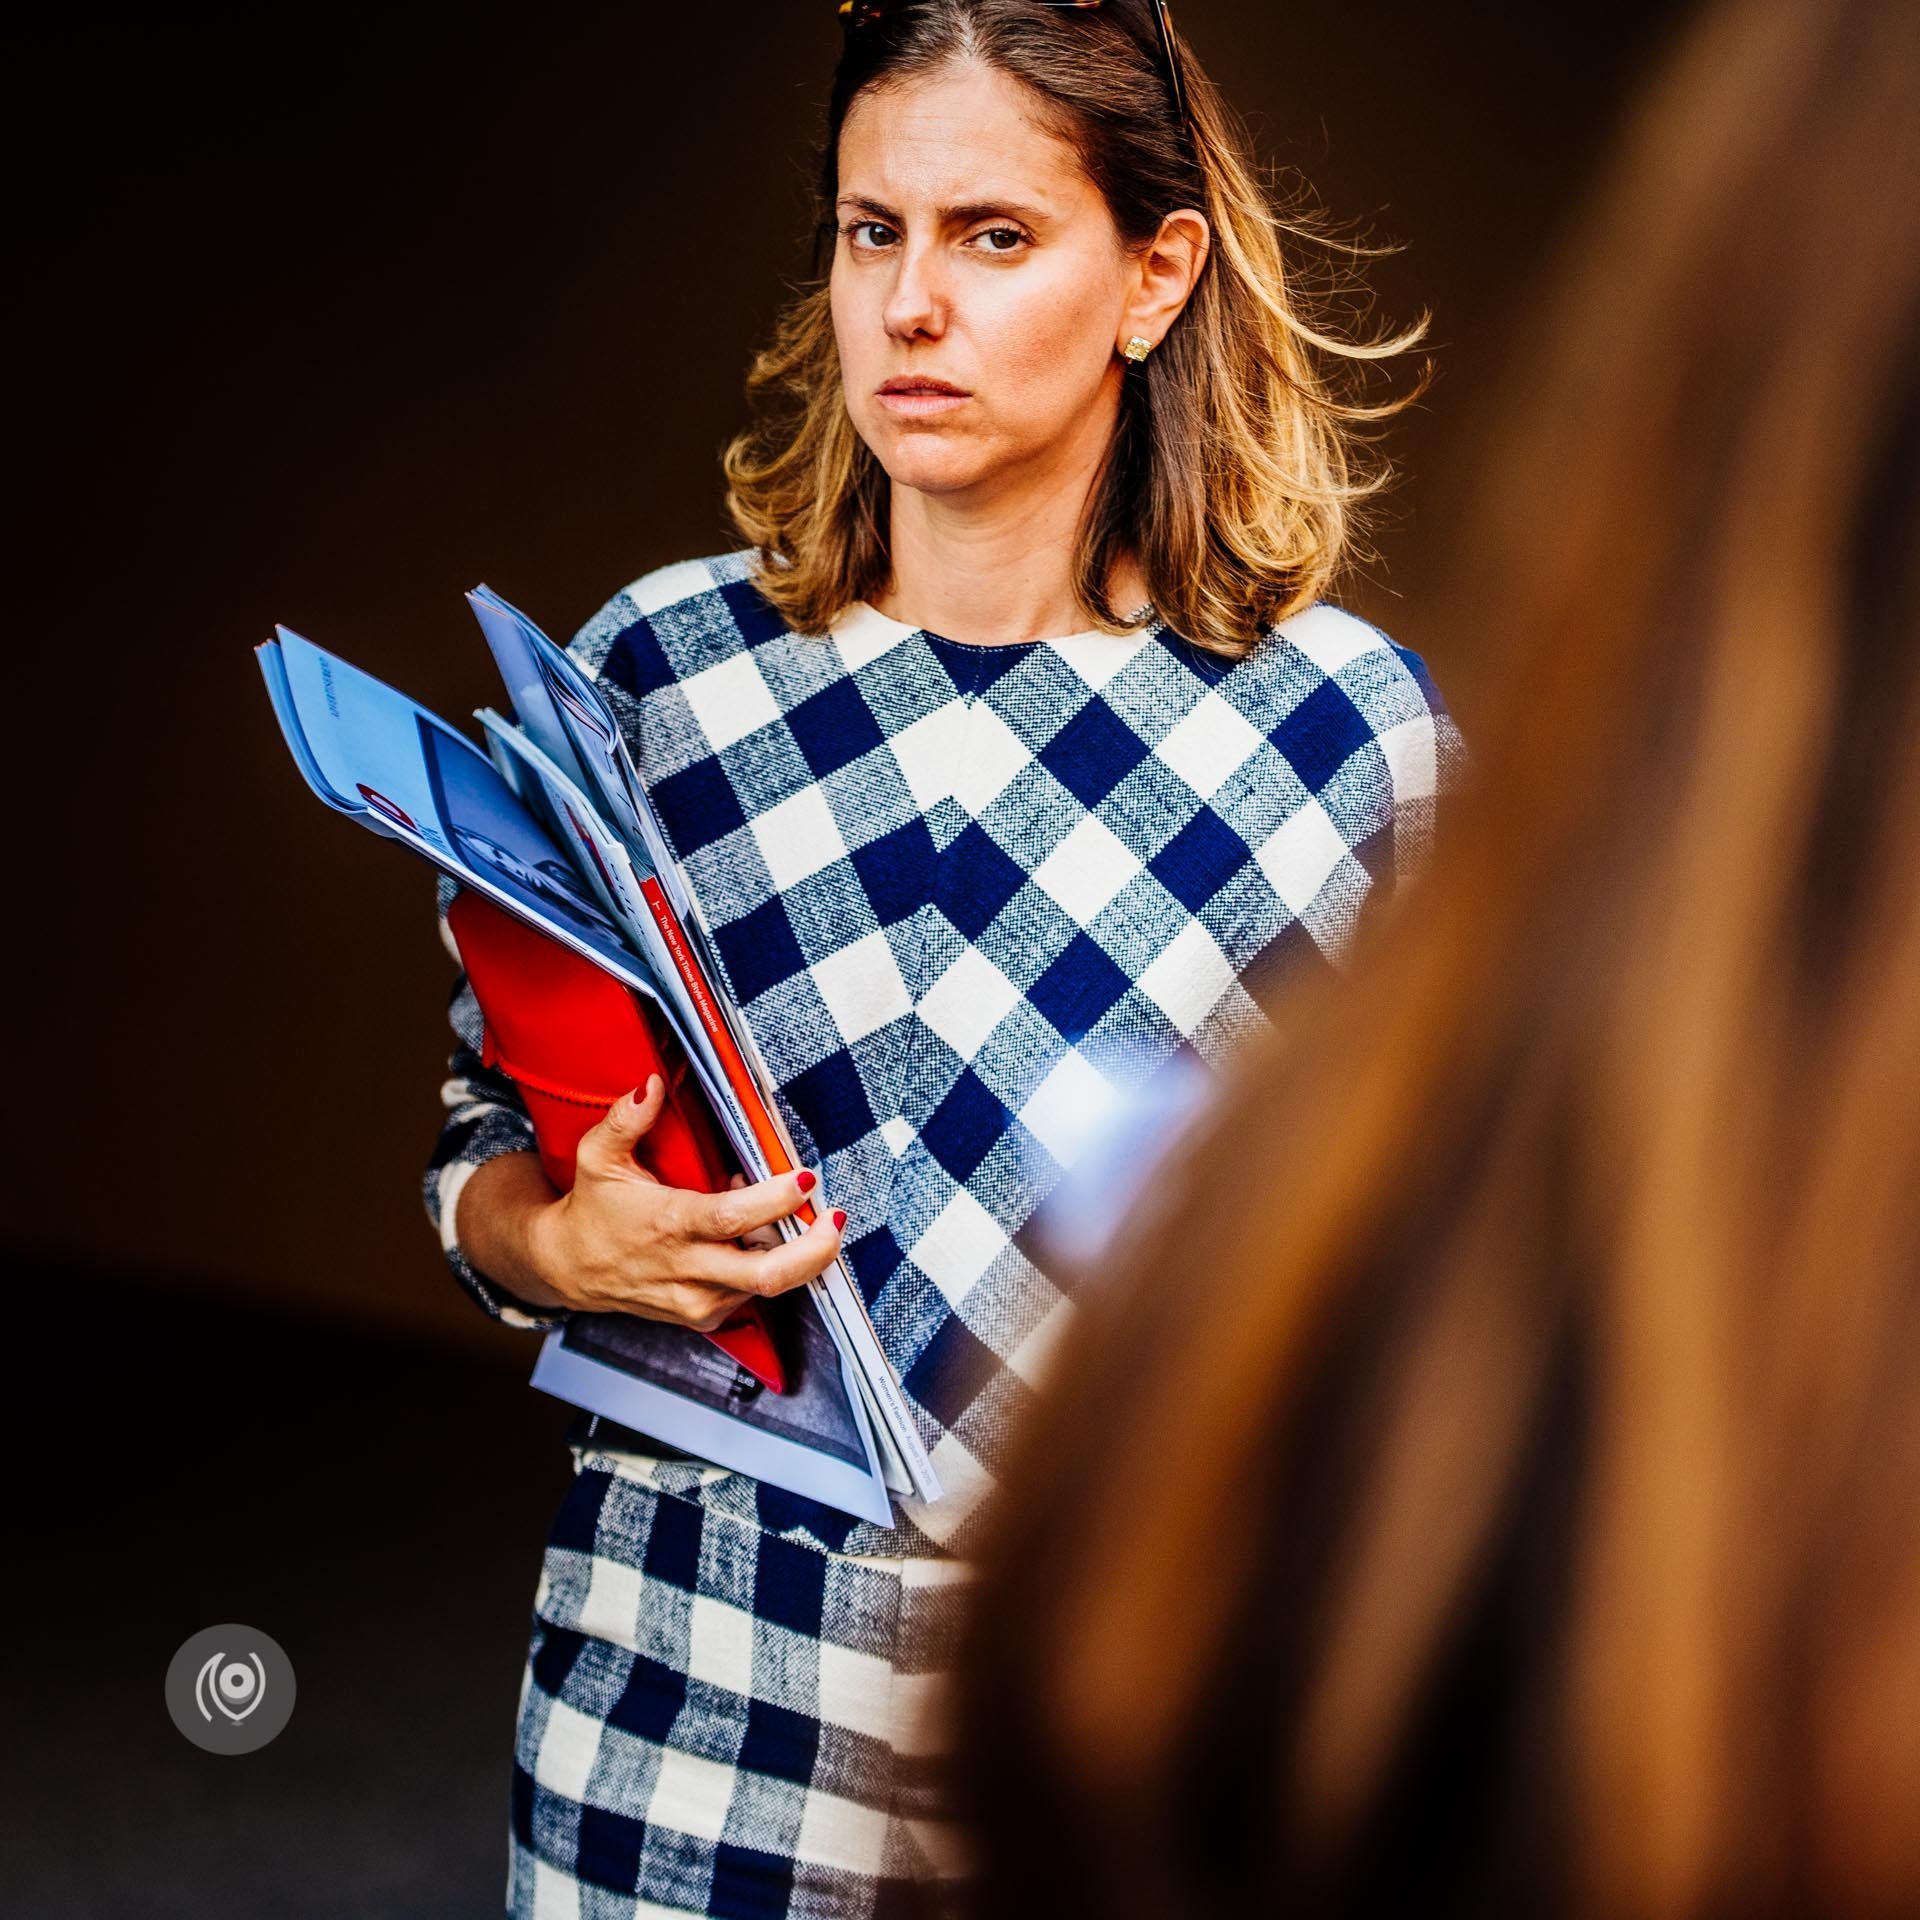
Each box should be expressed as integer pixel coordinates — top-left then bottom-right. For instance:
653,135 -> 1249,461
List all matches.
638,878 -> 818,1227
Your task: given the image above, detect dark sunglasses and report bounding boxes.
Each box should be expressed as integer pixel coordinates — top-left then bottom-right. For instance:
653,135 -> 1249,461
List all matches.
837,0 -> 1188,131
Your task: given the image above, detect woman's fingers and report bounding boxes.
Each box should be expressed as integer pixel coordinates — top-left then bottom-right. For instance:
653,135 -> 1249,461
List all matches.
574,1078 -> 668,1184
626,1287 -> 755,1335
676,1285 -> 756,1334
688,1206 -> 847,1297
681,1168 -> 822,1245
726,1173 -> 785,1251
551,1127 -> 841,1327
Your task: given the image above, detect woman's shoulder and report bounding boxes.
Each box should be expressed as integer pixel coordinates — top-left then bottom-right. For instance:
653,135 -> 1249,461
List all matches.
1251,600 -> 1451,723
1194,599 -> 1463,813
564,547 -> 777,696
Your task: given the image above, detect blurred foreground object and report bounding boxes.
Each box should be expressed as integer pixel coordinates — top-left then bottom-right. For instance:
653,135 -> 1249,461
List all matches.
958,0 -> 1920,1914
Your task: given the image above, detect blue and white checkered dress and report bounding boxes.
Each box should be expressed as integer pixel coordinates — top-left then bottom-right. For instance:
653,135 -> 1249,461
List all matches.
425,549 -> 1462,1916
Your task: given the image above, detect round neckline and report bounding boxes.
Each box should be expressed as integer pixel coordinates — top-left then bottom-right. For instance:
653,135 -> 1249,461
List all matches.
919,627 -> 1050,656
847,598 -> 1161,655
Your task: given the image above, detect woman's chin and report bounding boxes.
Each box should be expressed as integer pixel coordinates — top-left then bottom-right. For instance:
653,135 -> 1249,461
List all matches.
876,444 -> 1009,500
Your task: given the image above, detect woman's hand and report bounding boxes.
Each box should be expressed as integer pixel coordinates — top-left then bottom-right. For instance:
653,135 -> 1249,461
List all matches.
525,1075 -> 844,1332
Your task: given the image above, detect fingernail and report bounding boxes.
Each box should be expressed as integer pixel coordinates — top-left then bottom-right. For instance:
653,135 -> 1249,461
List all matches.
831,1209 -> 847,1233
795,1169 -> 817,1194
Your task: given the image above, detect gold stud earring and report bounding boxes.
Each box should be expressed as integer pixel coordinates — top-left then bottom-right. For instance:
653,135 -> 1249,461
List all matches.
1122,336 -> 1154,363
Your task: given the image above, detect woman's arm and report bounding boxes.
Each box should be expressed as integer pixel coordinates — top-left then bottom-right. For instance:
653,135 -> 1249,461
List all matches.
423,876 -> 843,1331
448,1148 -> 572,1312
422,895 -> 560,1330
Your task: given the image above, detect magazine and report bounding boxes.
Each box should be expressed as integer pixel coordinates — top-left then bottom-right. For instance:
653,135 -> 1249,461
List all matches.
256,589 -> 941,1526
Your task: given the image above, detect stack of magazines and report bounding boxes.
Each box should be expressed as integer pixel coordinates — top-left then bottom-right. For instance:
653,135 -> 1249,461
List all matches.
256,586 -> 941,1525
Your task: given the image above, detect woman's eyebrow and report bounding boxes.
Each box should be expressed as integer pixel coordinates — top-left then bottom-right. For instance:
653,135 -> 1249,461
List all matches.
942,198 -> 1052,228
836,192 -> 1054,227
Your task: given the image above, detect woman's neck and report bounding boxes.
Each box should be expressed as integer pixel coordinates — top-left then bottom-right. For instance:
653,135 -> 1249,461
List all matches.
873,469 -> 1148,648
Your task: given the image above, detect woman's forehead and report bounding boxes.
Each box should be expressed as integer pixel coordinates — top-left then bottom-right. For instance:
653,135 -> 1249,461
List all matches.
838,63 -> 1093,214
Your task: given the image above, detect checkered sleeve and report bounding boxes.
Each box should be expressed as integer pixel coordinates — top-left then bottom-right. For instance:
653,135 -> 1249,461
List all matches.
421,869 -> 571,1332
1379,637 -> 1469,889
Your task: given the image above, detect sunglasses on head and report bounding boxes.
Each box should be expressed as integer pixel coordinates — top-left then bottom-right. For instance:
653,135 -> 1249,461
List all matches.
837,0 -> 1188,131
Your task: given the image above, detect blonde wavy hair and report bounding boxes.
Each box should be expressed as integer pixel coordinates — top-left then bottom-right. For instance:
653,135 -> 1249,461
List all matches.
959,0 -> 1920,1913
723,0 -> 1424,659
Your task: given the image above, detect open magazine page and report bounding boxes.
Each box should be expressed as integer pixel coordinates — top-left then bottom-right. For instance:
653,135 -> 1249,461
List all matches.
476,710 -> 725,1075
472,589 -> 807,1140
263,633 -> 754,1186
475,709 -> 656,947
467,584 -> 697,925
467,590 -> 765,1091
263,630 -> 658,994
258,639 -> 382,820
256,628 -> 903,1521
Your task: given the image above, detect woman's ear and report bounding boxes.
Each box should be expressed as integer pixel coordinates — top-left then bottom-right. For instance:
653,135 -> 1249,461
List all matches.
1118,210 -> 1210,356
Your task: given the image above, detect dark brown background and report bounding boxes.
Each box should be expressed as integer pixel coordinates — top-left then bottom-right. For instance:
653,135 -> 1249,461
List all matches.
12,0 -> 1683,1354
7,5 -> 1681,1910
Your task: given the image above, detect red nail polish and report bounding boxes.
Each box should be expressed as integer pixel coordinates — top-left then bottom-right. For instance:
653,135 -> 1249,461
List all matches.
832,1209 -> 848,1232
795,1169 -> 817,1193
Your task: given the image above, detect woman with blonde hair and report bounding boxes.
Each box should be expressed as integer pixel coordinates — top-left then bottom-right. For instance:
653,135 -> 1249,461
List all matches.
422,2 -> 1454,1912
957,0 -> 1920,1914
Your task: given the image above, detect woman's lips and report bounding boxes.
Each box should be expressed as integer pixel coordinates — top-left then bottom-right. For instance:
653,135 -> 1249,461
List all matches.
876,382 -> 971,418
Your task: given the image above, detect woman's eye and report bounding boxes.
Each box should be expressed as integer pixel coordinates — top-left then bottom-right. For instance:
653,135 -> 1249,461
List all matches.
973,227 -> 1027,253
845,221 -> 897,250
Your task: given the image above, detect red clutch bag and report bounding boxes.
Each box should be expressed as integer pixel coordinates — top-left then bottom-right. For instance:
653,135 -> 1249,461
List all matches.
445,887 -> 787,1392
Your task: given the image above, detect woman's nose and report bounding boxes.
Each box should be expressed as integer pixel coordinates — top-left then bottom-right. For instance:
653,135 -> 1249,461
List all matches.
882,241 -> 948,341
